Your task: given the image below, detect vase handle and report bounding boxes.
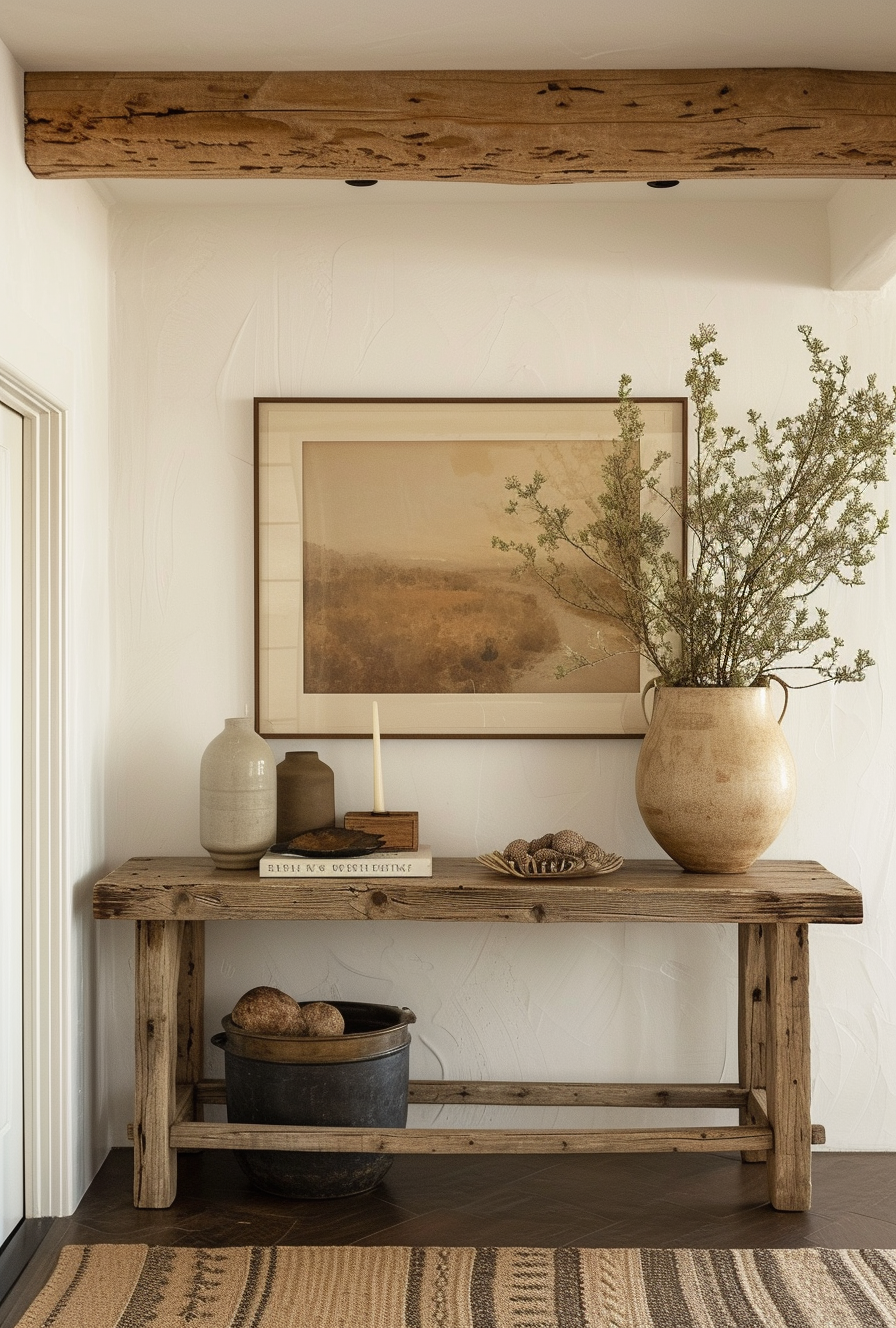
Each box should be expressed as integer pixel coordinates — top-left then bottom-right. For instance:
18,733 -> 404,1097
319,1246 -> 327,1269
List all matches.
766,673 -> 789,723
641,677 -> 659,727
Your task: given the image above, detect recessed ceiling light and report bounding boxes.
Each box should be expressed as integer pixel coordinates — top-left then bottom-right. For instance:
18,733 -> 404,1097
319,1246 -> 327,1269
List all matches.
646,180 -> 680,189
345,179 -> 379,187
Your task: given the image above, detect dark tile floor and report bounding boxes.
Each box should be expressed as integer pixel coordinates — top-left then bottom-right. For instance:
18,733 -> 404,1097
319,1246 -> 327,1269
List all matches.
37,1147 -> 896,1248
3,1148 -> 895,1324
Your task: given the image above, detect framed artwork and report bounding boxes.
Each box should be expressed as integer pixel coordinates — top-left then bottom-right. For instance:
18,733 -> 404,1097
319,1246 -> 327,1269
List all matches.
255,398 -> 686,738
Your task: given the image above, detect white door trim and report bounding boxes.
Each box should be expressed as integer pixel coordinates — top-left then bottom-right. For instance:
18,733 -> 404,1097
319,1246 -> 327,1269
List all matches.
0,362 -> 68,1218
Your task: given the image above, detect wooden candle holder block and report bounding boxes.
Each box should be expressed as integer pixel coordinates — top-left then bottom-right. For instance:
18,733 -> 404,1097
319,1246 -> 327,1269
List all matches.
343,811 -> 419,851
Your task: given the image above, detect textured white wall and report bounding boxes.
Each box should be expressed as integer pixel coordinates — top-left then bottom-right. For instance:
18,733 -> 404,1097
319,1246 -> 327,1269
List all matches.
0,38 -> 110,1205
101,196 -> 896,1148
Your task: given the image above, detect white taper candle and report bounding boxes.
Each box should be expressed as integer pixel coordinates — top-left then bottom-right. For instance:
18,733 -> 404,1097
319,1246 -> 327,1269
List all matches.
372,700 -> 385,812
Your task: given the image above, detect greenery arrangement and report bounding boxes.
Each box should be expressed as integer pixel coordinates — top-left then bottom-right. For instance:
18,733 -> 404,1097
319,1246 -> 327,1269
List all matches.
494,326 -> 896,688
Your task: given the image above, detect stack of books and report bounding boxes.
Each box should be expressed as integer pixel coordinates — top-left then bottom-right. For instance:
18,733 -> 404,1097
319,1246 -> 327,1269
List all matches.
259,846 -> 433,878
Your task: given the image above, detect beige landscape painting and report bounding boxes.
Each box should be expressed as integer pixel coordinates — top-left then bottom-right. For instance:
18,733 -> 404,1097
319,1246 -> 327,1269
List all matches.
301,438 -> 638,696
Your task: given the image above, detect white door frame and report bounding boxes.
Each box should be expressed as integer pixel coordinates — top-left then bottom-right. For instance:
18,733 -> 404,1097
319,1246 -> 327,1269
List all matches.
0,362 -> 68,1219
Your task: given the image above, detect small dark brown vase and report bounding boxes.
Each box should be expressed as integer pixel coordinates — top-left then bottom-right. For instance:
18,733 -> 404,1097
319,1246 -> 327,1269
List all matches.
276,751 -> 336,842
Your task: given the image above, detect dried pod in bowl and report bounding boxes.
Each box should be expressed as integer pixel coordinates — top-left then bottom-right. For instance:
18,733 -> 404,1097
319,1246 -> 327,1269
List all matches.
528,834 -> 554,852
552,829 -> 586,856
504,838 -> 530,869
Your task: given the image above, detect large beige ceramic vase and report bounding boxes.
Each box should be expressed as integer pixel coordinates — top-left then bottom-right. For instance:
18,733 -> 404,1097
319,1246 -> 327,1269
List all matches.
635,683 -> 796,874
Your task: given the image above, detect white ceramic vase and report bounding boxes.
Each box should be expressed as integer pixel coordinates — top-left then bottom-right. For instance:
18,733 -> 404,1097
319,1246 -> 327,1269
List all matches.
200,717 -> 277,869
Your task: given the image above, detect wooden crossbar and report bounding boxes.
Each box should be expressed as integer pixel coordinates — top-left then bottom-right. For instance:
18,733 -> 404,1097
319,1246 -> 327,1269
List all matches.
168,1120 -> 775,1154
193,1078 -> 750,1109
408,1080 -> 749,1108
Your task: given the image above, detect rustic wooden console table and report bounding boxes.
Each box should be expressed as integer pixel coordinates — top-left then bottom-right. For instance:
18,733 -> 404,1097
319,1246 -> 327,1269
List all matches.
93,856 -> 862,1213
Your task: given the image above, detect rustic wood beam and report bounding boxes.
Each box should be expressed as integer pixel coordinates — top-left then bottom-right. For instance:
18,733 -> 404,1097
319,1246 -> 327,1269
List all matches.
168,1120 -> 775,1154
185,1079 -> 825,1139
128,1094 -> 828,1147
133,920 -> 182,1208
406,1080 -> 748,1108
24,69 -> 896,183
192,1078 -> 750,1108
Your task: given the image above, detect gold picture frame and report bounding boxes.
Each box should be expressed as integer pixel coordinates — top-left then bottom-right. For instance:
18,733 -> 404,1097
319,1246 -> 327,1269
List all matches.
255,397 -> 686,738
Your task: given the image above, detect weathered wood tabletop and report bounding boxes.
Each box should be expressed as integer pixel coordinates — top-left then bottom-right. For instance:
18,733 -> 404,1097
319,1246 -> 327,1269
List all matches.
93,855 -> 863,924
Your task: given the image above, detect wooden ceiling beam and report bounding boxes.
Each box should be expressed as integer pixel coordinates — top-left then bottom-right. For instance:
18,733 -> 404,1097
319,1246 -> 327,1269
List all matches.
24,68 -> 896,183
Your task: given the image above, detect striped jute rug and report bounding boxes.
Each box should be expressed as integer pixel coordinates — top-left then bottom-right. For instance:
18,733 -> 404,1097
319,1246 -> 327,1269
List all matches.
14,1243 -> 896,1327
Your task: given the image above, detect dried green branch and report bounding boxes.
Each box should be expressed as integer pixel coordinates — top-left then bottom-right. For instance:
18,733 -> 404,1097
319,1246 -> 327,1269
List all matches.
494,326 -> 896,688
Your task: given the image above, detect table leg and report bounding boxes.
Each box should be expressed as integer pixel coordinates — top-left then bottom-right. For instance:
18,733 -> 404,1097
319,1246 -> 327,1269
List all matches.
764,921 -> 812,1211
176,920 -> 205,1120
134,919 -> 183,1208
738,923 -> 768,1162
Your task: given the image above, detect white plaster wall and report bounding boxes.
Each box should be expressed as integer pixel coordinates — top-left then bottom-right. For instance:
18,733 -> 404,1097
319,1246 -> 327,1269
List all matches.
0,38 -> 110,1206
103,195 -> 896,1148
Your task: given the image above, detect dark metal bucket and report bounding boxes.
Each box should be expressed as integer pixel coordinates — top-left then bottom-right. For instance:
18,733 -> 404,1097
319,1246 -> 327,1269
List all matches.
211,1001 -> 415,1199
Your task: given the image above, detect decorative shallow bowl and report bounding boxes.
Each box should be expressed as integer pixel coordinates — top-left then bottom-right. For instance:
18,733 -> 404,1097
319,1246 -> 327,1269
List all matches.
476,849 -> 624,879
